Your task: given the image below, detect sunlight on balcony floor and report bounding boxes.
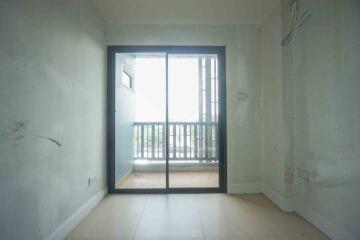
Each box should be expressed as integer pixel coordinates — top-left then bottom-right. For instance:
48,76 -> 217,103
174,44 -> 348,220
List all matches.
115,171 -> 219,189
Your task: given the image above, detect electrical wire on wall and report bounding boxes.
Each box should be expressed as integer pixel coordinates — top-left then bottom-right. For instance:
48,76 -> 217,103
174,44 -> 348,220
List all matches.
281,0 -> 312,47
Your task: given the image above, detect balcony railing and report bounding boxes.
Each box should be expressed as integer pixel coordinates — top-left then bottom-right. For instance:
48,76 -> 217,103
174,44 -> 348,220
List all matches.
134,122 -> 218,161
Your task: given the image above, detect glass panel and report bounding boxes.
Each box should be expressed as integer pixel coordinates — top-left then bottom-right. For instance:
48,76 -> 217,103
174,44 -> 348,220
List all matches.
168,54 -> 220,188
115,53 -> 166,189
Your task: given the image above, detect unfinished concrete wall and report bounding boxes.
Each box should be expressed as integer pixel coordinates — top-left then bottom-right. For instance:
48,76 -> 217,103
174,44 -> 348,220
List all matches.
0,0 -> 106,239
260,0 -> 360,239
259,3 -> 296,211
107,25 -> 262,192
261,1 -> 360,238
282,0 -> 360,239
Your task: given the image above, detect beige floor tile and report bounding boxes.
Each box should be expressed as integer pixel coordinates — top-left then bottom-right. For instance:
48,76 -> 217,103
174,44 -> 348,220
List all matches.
67,238 -> 131,240
134,238 -> 205,240
299,233 -> 331,240
134,199 -> 204,239
206,236 -> 253,240
104,194 -> 149,204
153,193 -> 197,204
67,196 -> 146,239
67,210 -> 141,239
236,219 -> 275,237
253,233 -> 331,240
67,194 -> 329,240
265,212 -> 325,236
202,221 -> 251,238
252,236 -> 300,240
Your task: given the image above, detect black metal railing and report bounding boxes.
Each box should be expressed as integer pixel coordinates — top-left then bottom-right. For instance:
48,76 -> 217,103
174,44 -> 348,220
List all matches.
134,122 -> 218,161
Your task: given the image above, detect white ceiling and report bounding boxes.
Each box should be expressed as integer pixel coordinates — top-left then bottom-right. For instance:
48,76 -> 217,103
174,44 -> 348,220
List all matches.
88,0 -> 279,26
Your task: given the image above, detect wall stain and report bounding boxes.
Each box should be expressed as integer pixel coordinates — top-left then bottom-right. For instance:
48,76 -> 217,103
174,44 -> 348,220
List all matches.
236,91 -> 249,101
0,120 -> 62,147
12,135 -> 24,140
0,121 -> 27,141
13,121 -> 26,132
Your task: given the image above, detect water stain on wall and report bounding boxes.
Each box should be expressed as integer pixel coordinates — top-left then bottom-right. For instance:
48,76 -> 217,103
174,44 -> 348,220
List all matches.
0,120 -> 27,141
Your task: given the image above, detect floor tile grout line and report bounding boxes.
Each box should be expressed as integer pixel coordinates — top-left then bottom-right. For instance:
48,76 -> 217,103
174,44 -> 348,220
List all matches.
130,195 -> 149,240
194,195 -> 207,239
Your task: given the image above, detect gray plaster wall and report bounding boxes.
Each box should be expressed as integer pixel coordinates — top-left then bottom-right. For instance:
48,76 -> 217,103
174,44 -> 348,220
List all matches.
283,0 -> 360,238
0,0 -> 107,239
106,25 -> 262,192
259,3 -> 290,203
115,54 -> 135,183
260,0 -> 360,239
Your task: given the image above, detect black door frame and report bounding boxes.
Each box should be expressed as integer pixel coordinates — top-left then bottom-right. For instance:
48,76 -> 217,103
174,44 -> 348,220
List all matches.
107,46 -> 227,193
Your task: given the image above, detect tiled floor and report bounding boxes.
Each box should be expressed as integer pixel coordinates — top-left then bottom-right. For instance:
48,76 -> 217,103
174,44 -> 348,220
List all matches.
116,171 -> 219,189
67,194 -> 329,240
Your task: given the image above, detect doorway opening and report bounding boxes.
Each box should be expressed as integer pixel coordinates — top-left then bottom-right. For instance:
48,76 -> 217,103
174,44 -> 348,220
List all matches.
107,46 -> 226,193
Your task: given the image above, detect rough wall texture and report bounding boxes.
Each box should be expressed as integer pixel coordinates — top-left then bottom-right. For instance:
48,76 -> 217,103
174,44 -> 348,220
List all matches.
283,0 -> 360,238
0,0 -> 107,239
106,25 -> 262,190
259,3 -> 289,200
261,0 -> 360,239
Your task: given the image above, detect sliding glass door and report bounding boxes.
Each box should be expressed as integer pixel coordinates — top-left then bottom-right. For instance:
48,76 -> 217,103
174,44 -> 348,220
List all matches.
168,54 -> 220,189
107,46 -> 226,193
113,52 -> 167,190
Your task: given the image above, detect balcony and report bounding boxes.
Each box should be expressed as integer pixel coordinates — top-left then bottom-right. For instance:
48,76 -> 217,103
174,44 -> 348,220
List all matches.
114,53 -> 221,189
134,121 -> 219,162
115,121 -> 219,189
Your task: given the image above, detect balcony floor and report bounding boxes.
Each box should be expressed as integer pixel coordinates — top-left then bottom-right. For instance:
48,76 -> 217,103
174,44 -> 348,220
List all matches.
116,171 -> 219,189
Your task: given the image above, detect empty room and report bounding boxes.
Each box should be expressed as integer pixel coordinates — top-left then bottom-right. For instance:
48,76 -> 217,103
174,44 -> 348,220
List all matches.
0,0 -> 359,240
